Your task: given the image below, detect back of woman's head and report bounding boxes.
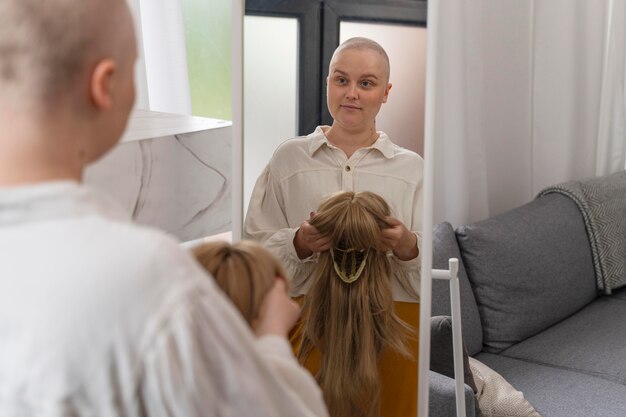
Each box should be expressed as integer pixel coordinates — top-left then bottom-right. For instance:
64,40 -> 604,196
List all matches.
192,240 -> 286,327
0,0 -> 133,104
299,191 -> 412,417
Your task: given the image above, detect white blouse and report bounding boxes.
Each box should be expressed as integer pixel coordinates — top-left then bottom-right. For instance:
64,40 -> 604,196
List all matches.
245,126 -> 424,302
0,181 -> 327,417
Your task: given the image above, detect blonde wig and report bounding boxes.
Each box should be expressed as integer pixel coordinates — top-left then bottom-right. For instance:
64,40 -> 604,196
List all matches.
192,240 -> 287,327
298,191 -> 414,417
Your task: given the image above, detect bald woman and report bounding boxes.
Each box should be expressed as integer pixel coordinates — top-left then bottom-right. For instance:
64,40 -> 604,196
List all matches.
0,1 -> 327,416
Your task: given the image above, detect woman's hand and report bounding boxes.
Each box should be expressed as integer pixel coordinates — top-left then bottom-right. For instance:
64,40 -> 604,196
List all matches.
381,216 -> 419,261
293,212 -> 331,259
253,278 -> 301,338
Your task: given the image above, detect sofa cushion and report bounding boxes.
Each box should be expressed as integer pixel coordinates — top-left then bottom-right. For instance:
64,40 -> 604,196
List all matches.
501,296 -> 626,385
469,357 -> 540,417
429,370 -> 477,417
432,222 -> 483,355
456,193 -> 597,353
475,353 -> 626,417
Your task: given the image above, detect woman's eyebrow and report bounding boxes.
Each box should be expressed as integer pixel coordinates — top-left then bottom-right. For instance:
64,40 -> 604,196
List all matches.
332,69 -> 379,80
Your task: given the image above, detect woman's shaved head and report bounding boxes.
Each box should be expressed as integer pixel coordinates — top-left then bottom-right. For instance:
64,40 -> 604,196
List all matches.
331,37 -> 390,83
0,0 -> 134,104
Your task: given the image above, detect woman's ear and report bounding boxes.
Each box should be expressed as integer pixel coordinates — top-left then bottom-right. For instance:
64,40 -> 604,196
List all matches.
382,82 -> 392,103
89,58 -> 117,110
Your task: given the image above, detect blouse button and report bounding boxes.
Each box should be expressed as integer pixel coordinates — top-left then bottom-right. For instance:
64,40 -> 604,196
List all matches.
345,165 -> 351,172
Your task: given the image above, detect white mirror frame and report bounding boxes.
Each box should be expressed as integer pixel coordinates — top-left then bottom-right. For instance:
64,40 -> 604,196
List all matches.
418,0 -> 440,416
232,0 -> 244,243
232,0 -> 440,413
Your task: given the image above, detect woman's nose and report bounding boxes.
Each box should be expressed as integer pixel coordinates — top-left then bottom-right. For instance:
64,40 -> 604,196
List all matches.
345,83 -> 359,99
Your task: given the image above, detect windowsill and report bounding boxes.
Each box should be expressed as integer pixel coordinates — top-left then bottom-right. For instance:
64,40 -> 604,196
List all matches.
121,108 -> 232,143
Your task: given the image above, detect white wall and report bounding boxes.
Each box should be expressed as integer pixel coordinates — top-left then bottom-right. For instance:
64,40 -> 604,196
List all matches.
340,22 -> 427,156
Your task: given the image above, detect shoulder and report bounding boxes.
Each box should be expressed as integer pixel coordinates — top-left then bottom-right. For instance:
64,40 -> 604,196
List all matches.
271,126 -> 327,161
394,147 -> 424,170
74,215 -> 209,303
266,127 -> 327,178
377,131 -> 424,166
388,142 -> 424,169
109,220 -> 201,278
394,144 -> 423,161
86,215 -> 183,259
271,136 -> 311,161
263,137 -> 310,182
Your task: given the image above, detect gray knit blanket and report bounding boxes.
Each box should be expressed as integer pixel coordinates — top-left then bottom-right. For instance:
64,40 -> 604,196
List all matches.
537,171 -> 626,294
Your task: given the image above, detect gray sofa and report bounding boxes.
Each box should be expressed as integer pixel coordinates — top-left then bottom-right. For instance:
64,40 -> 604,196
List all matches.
429,191 -> 626,417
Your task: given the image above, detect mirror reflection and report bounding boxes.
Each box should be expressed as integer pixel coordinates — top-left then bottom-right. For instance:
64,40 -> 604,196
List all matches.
243,3 -> 427,416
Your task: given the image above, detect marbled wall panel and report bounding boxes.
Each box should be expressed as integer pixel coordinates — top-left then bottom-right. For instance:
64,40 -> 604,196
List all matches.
85,126 -> 231,242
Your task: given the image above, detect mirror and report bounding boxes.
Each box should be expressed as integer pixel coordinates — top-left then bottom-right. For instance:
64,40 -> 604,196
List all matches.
243,1 -> 429,416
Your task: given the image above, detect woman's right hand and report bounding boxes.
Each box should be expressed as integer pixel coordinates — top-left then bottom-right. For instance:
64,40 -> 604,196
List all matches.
293,213 -> 331,259
254,279 -> 301,338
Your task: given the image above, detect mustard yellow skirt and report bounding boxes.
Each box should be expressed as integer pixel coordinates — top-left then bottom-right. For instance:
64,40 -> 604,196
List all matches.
291,300 -> 420,417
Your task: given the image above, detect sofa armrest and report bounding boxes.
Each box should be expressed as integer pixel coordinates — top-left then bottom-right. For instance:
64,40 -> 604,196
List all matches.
429,370 -> 476,417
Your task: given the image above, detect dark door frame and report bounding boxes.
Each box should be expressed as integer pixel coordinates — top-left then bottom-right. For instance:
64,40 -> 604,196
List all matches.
245,0 -> 427,135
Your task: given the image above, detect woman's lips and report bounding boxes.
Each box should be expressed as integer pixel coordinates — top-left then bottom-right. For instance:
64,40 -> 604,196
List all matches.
341,104 -> 361,110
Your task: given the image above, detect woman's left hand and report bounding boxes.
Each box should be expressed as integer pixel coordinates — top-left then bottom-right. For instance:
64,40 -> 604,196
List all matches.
381,216 -> 419,261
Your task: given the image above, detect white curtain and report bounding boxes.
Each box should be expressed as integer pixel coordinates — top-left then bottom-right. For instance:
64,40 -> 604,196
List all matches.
432,0 -> 626,227
126,0 -> 150,110
137,0 -> 192,115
